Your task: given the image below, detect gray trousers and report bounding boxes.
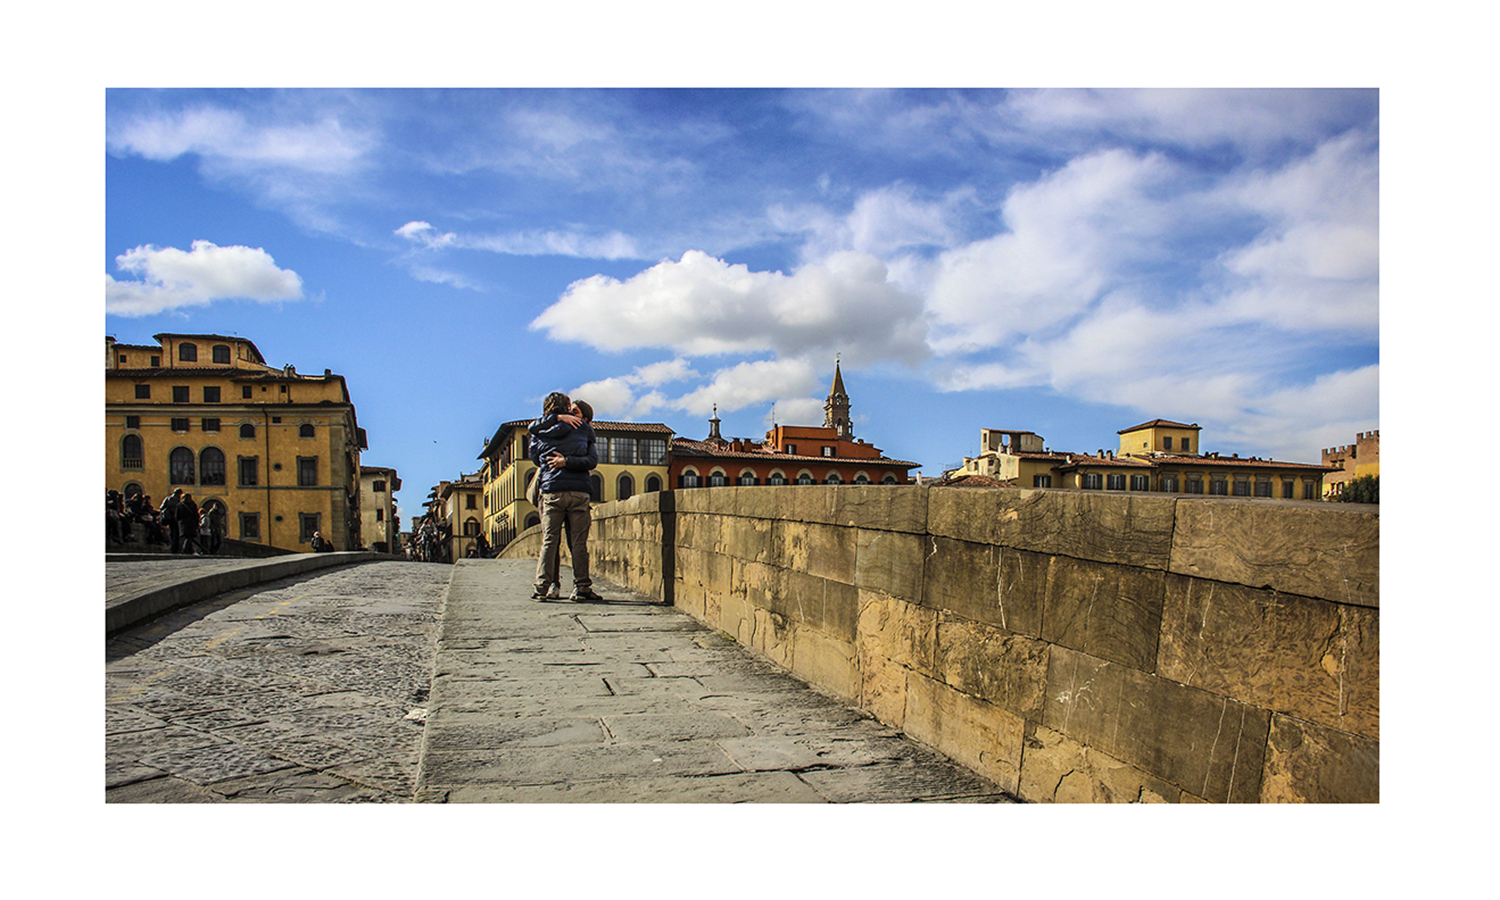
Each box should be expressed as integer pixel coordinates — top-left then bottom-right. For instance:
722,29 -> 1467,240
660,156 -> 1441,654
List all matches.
535,491 -> 592,592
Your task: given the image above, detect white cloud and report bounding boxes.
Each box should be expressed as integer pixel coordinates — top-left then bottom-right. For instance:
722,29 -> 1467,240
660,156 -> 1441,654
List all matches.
568,358 -> 700,419
108,106 -> 371,175
105,241 -> 304,316
395,219 -> 642,261
672,358 -> 820,417
531,250 -> 929,364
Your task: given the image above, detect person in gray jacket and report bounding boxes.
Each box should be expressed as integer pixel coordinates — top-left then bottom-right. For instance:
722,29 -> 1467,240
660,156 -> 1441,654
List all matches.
529,392 -> 601,601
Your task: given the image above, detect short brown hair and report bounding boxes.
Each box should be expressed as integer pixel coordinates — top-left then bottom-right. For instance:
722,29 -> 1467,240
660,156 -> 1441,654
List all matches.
543,392 -> 571,415
573,400 -> 593,422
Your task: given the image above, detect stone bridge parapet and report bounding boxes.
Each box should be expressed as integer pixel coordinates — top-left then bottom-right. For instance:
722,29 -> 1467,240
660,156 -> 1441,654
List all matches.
501,486 -> 1378,803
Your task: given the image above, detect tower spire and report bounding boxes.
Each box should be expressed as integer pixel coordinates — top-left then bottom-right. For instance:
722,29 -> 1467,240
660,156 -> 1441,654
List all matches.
824,355 -> 852,439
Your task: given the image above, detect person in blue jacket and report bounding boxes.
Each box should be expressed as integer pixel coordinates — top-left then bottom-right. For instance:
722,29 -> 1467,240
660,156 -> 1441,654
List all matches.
529,392 -> 602,601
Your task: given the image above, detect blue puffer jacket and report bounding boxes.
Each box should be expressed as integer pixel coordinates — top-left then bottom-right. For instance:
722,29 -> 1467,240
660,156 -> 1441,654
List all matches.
528,415 -> 598,494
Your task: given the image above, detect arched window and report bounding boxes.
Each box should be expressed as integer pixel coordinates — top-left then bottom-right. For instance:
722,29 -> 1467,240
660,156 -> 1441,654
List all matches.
212,344 -> 231,364
122,434 -> 144,469
169,447 -> 195,484
299,424 -> 315,438
123,482 -> 143,499
645,474 -> 662,493
882,474 -> 898,484
617,473 -> 634,502
589,473 -> 603,502
825,472 -> 843,485
679,469 -> 701,488
709,469 -> 728,487
200,447 -> 226,485
768,471 -> 787,486
854,473 -> 871,485
795,471 -> 814,485
737,470 -> 758,485
178,342 -> 197,362
524,468 -> 536,500
240,423 -> 256,439
463,517 -> 480,536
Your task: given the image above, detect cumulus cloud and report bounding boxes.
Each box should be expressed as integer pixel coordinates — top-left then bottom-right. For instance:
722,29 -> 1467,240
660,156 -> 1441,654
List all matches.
105,241 -> 304,316
568,358 -> 700,419
531,250 -> 929,364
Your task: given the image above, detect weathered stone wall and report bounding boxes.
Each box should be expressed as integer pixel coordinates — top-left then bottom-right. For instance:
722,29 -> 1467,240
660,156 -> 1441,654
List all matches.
502,485 -> 1378,803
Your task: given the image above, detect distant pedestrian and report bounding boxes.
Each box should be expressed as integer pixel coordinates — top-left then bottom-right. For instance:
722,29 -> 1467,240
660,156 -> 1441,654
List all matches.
176,492 -> 201,555
161,489 -> 184,553
310,531 -> 333,552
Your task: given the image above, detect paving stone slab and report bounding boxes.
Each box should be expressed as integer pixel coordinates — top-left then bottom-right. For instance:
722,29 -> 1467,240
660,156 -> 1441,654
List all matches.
139,742 -> 299,786
106,774 -> 229,803
427,771 -> 829,803
420,739 -> 742,787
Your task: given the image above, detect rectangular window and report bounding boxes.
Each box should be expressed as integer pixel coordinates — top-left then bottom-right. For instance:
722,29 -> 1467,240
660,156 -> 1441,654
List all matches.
1033,474 -> 1052,488
172,386 -> 189,403
786,444 -> 797,455
201,418 -> 220,432
1160,475 -> 1179,493
134,384 -> 151,399
376,508 -> 384,522
1180,438 -> 1192,453
239,456 -> 259,487
1082,473 -> 1102,490
271,416 -> 282,424
373,480 -> 386,492
1255,479 -> 1273,498
119,355 -> 127,364
1210,477 -> 1228,495
125,415 -> 140,429
1106,474 -> 1126,490
239,512 -> 261,541
1282,481 -> 1295,499
171,418 -> 189,432
150,355 -> 160,367
203,386 -> 221,403
299,513 -> 320,542
608,437 -> 637,465
1163,437 -> 1173,450
1233,477 -> 1251,497
242,385 -> 253,399
466,494 -> 477,509
1130,474 -> 1150,491
822,446 -> 834,457
640,439 -> 667,465
1186,476 -> 1203,494
1303,481 -> 1318,500
298,456 -> 318,486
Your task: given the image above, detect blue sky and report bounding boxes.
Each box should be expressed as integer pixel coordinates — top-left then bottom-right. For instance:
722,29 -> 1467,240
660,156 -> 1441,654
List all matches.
104,87 -> 1378,512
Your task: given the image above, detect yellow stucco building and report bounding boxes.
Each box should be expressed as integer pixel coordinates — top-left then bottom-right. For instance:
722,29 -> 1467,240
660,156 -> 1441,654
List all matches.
359,465 -> 401,553
105,333 -> 367,551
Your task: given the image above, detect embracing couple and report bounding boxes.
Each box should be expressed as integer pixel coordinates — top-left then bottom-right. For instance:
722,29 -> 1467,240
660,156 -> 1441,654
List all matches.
528,391 -> 604,602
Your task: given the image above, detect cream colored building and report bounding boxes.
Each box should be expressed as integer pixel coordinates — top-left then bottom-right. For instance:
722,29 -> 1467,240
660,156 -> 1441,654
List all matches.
959,417 -> 1333,498
439,474 -> 485,560
105,333 -> 366,551
359,465 -> 401,552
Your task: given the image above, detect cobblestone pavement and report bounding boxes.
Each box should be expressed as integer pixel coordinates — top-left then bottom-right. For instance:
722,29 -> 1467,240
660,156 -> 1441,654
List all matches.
105,561 -> 451,802
417,560 -> 1016,803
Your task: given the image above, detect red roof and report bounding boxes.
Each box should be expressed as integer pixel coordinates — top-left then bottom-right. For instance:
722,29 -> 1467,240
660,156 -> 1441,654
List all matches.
672,437 -> 918,468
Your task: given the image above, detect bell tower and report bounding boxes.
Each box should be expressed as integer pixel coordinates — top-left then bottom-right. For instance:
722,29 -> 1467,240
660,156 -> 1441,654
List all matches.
823,356 -> 852,439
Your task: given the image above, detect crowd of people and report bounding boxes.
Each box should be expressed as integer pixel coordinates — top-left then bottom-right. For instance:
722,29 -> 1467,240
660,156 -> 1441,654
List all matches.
106,487 -> 223,555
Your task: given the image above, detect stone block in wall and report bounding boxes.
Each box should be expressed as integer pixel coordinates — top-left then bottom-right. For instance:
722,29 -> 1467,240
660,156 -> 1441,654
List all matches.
1159,576 -> 1379,741
720,515 -> 773,564
921,536 -> 1003,628
776,520 -> 857,584
675,512 -> 722,554
854,528 -> 925,601
780,567 -> 829,629
1018,723 -> 1186,803
929,488 -> 1177,569
830,485 -> 929,534
856,592 -> 939,678
904,671 -> 1024,794
1260,714 -> 1378,803
752,608 -> 794,667
735,485 -> 789,521
997,547 -> 1049,638
736,559 -> 785,617
789,625 -> 859,701
858,647 -> 909,729
1169,498 -> 1379,607
719,588 -> 754,646
1042,646 -> 1269,803
823,578 -> 859,644
1042,557 -> 1165,672
935,613 -> 1049,720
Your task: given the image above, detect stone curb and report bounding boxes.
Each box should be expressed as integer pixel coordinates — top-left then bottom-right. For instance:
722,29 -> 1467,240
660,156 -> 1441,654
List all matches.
105,552 -> 386,636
